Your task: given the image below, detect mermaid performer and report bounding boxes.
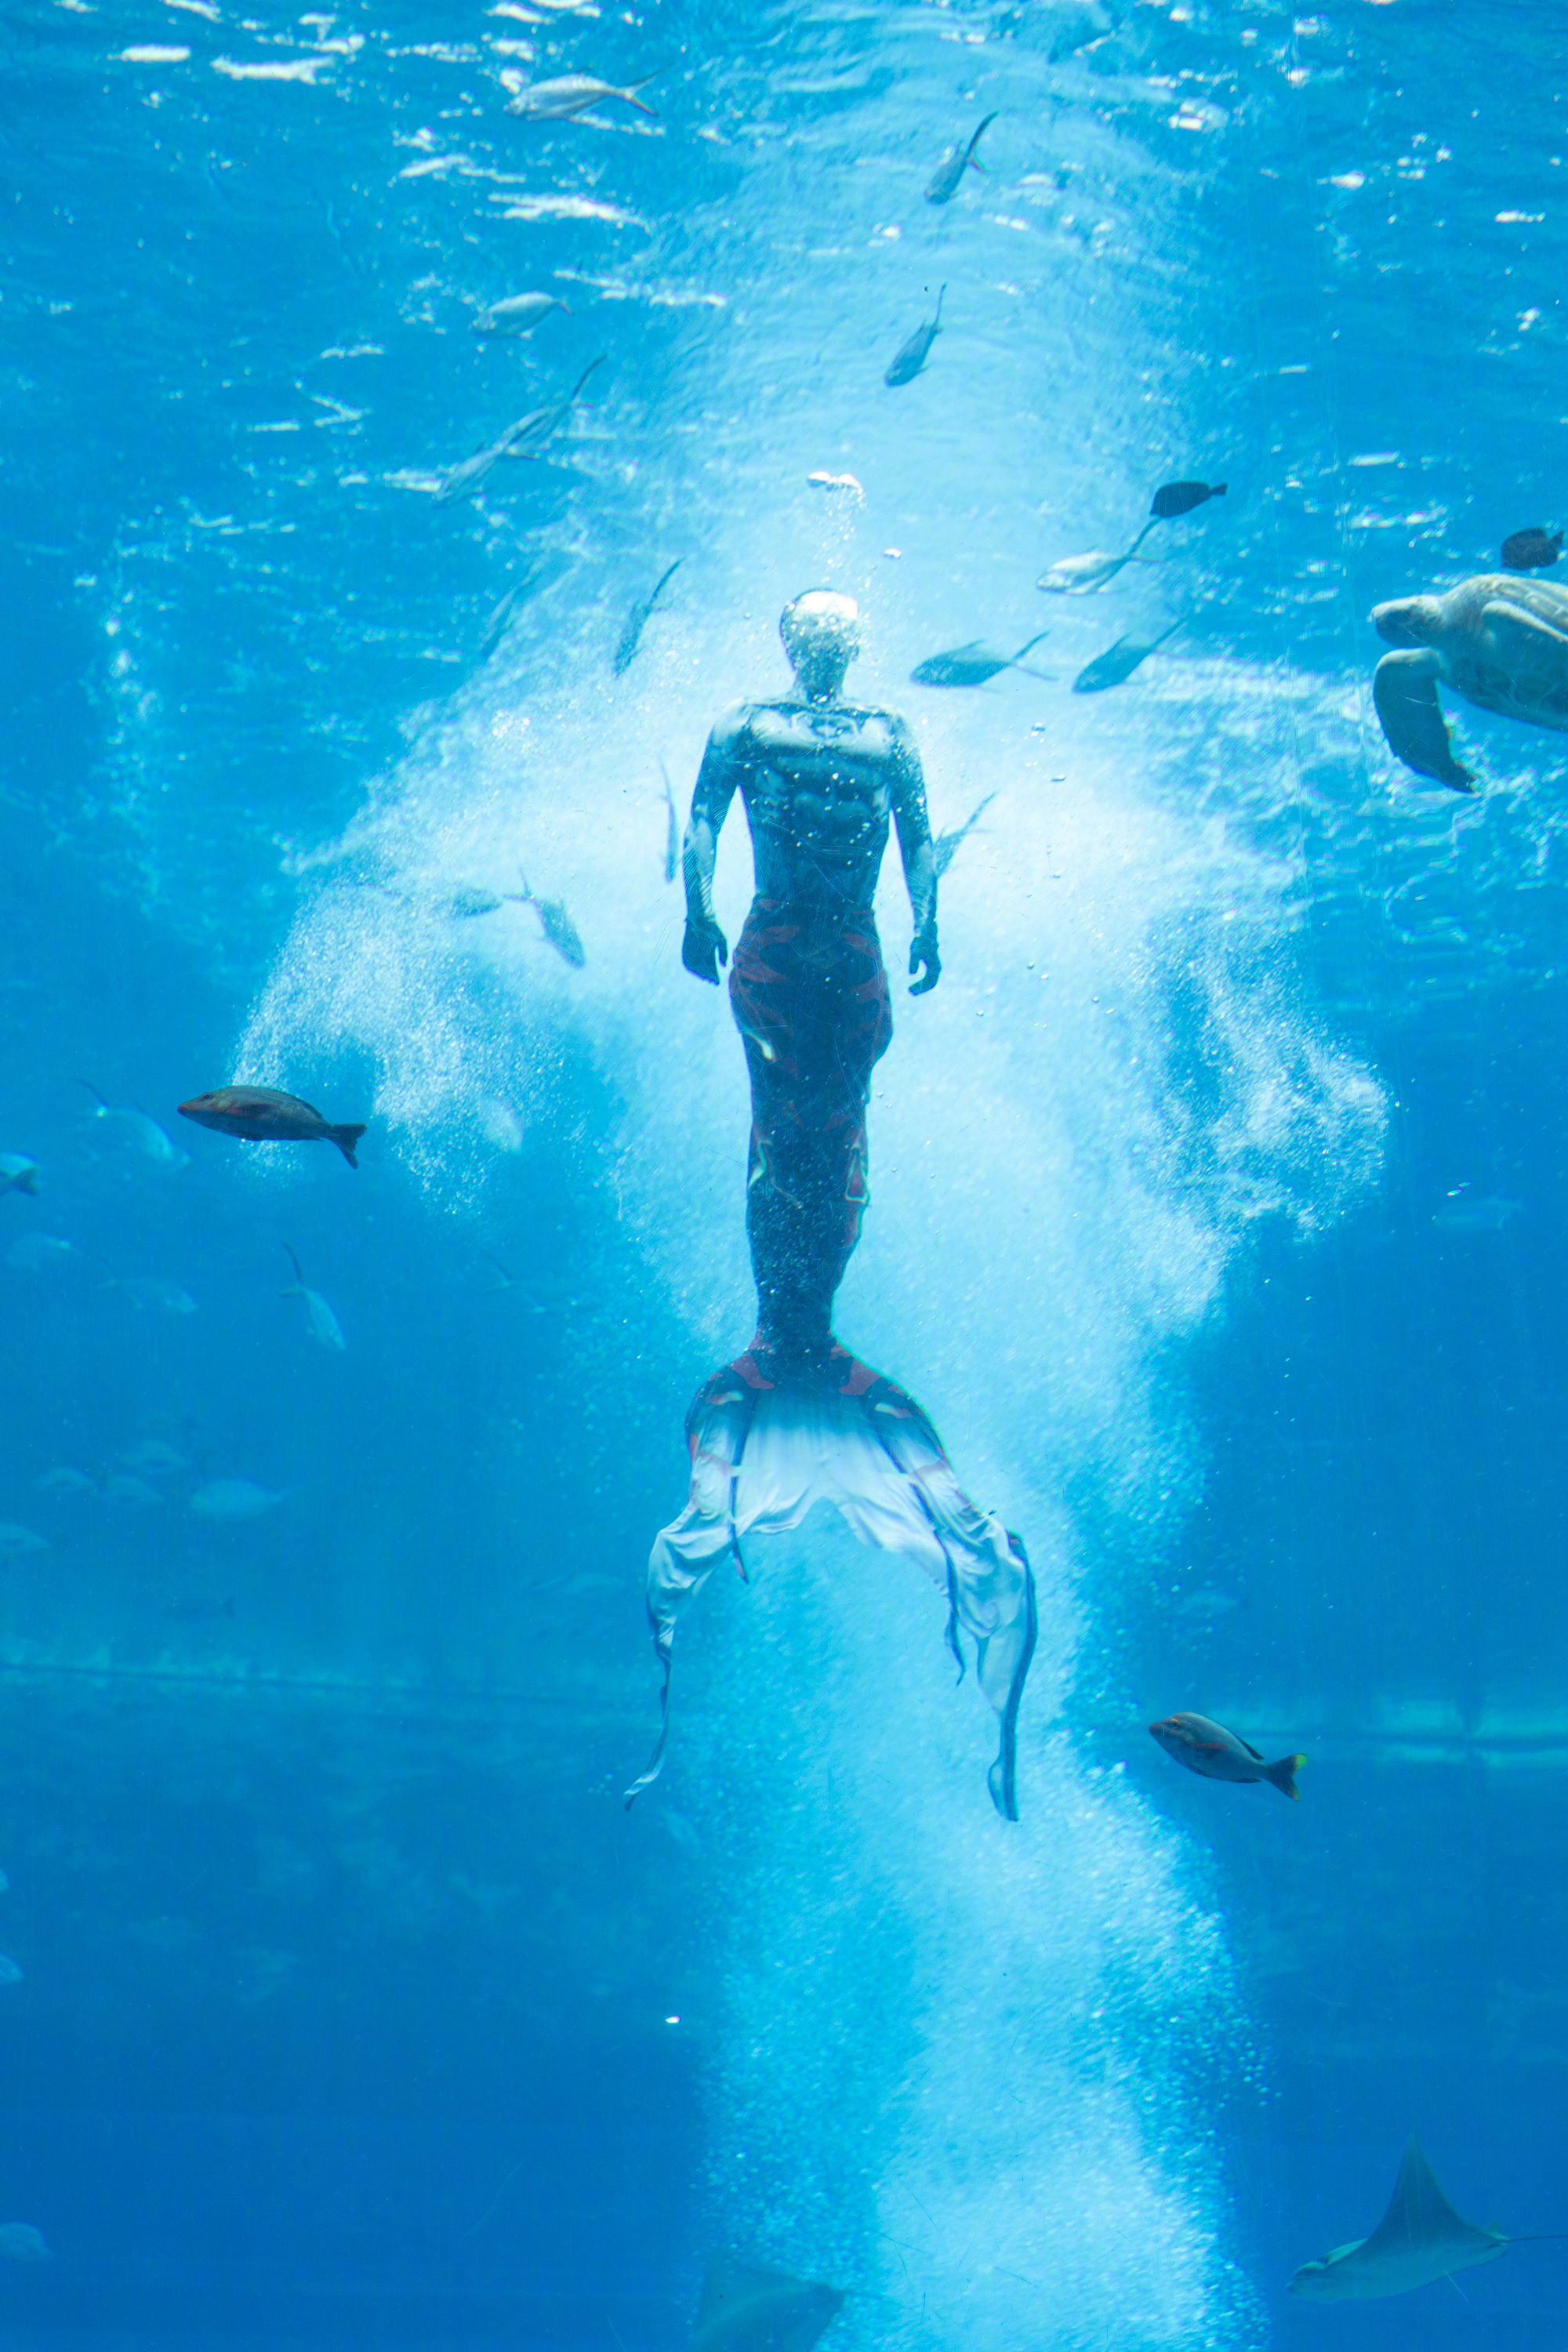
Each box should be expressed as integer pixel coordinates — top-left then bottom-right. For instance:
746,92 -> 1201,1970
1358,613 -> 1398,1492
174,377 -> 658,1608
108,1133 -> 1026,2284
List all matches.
627,592 -> 1037,1817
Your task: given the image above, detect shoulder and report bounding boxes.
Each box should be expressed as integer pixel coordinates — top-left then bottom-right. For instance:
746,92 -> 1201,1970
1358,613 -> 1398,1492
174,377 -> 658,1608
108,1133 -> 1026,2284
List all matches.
702,700 -> 758,760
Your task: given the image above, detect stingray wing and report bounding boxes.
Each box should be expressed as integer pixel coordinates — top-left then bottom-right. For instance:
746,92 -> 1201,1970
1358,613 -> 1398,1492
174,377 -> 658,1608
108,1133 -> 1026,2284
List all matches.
1374,651 -> 1475,791
1339,2136 -> 1508,2294
691,2253 -> 844,2352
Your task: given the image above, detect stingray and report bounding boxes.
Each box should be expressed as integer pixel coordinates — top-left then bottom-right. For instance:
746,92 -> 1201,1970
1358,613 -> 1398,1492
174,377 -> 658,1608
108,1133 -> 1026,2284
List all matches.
690,2252 -> 844,2352
1290,2134 -> 1561,2300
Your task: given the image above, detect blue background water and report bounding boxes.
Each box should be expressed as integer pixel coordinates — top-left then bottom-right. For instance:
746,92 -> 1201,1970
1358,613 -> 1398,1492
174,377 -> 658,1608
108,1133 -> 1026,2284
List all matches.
2,0 -> 1566,2344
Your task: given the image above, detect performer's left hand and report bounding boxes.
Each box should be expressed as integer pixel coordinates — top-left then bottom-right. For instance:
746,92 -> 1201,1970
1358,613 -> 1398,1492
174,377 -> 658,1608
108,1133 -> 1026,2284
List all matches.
909,927 -> 941,995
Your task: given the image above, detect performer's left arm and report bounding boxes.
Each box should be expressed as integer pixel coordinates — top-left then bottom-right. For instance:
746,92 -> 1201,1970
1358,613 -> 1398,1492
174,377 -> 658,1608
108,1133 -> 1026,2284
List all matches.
891,721 -> 940,995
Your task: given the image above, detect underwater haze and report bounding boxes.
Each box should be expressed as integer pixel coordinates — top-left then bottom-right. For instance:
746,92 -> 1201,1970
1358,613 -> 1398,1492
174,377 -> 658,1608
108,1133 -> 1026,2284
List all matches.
2,0 -> 1567,2347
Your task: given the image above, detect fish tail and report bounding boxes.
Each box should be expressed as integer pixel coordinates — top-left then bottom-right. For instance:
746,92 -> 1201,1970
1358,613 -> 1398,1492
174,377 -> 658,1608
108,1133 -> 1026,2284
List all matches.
967,111 -> 998,165
570,355 -> 607,405
15,1170 -> 38,1196
281,1241 -> 304,1285
934,281 -> 946,325
329,1123 -> 367,1170
1263,1752 -> 1306,1800
78,1078 -> 110,1112
1015,629 -> 1052,660
650,557 -> 683,608
1212,481 -> 1229,495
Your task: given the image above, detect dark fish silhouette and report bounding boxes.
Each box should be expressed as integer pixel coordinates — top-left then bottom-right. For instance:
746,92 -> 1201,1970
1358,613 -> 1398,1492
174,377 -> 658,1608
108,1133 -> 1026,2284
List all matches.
911,630 -> 1049,687
1149,1711 -> 1305,1799
1502,525 -> 1563,572
1072,619 -> 1181,693
614,559 -> 682,676
177,1087 -> 368,1168
885,285 -> 945,387
1150,478 -> 1226,520
925,112 -> 997,204
689,2252 -> 844,2352
519,877 -> 586,967
933,791 -> 996,878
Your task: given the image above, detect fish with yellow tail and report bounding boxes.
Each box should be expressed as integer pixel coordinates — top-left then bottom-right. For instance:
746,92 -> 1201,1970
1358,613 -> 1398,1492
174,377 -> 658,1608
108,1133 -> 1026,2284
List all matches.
1149,1710 -> 1305,1799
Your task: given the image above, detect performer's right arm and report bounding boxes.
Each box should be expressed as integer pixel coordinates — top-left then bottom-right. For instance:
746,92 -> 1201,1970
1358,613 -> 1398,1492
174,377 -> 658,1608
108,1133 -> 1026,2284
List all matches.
682,706 -> 746,985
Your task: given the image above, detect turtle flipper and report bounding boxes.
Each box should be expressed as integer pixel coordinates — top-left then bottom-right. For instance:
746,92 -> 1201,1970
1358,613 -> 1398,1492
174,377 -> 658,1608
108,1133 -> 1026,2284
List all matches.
1374,649 -> 1475,791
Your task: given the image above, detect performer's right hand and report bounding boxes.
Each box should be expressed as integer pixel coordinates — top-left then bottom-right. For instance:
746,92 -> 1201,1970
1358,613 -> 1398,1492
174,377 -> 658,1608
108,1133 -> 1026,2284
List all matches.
682,915 -> 728,984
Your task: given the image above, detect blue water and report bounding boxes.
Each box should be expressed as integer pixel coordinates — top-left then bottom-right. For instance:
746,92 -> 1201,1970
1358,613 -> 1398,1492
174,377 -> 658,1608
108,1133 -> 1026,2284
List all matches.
3,0 -> 1567,2344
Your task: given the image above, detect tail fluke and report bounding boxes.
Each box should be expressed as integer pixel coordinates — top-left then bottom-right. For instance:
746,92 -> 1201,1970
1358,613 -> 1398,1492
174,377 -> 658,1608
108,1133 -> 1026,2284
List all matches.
1264,1751 -> 1306,1801
329,1123 -> 367,1168
626,1342 -> 1037,1819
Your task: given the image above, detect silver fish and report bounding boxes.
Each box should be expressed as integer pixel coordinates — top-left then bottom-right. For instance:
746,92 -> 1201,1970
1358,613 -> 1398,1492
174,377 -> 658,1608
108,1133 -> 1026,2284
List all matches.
1036,524 -> 1163,595
435,358 -> 604,504
281,1243 -> 347,1351
0,1524 -> 48,1555
933,792 -> 996,879
614,558 -> 681,676
473,291 -> 569,336
505,71 -> 659,121
912,630 -> 1049,688
5,1232 -> 73,1272
1432,1192 -> 1521,1232
1072,619 -> 1181,693
190,1479 -> 290,1522
925,111 -> 996,204
885,285 -> 945,387
519,876 -> 586,967
80,1082 -> 188,1168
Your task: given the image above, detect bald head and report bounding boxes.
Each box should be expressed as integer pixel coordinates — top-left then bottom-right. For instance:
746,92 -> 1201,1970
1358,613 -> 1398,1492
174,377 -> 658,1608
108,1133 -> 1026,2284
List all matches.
781,589 -> 861,703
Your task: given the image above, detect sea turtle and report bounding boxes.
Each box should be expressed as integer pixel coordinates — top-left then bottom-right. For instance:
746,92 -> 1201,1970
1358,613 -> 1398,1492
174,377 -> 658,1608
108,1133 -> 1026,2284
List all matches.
1371,573 -> 1568,792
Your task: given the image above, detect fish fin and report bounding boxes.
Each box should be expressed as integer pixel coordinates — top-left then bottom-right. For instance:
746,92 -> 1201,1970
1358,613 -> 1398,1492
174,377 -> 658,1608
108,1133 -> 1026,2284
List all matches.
78,1079 -> 111,1111
329,1123 -> 367,1169
1241,1739 -> 1265,1760
621,70 -> 662,111
1212,481 -> 1228,495
281,1241 -> 304,1285
934,281 -> 946,325
569,354 -> 607,405
16,1171 -> 38,1196
1013,629 -> 1052,661
1263,1752 -> 1305,1800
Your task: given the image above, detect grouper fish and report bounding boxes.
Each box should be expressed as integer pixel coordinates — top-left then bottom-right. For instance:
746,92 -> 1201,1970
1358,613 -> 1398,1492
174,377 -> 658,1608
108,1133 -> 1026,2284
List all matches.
1149,1710 -> 1305,1799
178,1086 -> 368,1168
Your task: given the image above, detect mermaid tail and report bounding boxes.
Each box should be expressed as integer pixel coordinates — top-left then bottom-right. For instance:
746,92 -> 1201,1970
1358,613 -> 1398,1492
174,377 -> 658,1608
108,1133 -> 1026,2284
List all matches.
626,1340 -> 1038,1818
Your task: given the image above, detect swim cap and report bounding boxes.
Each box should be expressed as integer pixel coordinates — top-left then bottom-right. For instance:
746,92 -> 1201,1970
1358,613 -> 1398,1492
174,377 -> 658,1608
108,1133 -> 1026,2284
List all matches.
779,589 -> 862,669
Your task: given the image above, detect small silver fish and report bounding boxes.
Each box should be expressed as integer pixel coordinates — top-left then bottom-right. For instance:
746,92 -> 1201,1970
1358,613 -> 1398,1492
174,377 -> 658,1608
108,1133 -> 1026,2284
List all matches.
281,1243 -> 347,1351
37,1466 -> 93,1494
474,291 -> 569,336
912,631 -> 1050,688
5,1232 -> 73,1272
661,764 -> 680,884
1432,1193 -> 1522,1232
120,1440 -> 191,1477
434,359 -> 604,505
0,1524 -> 48,1555
518,876 -> 586,967
111,1276 -> 198,1316
1149,1711 -> 1305,1800
100,1474 -> 162,1508
505,71 -> 659,120
1072,619 -> 1182,694
885,285 -> 945,387
0,1154 -> 40,1197
614,559 -> 682,676
190,1479 -> 290,1522
80,1082 -> 188,1168
925,111 -> 996,204
933,792 -> 996,879
1036,527 -> 1162,595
